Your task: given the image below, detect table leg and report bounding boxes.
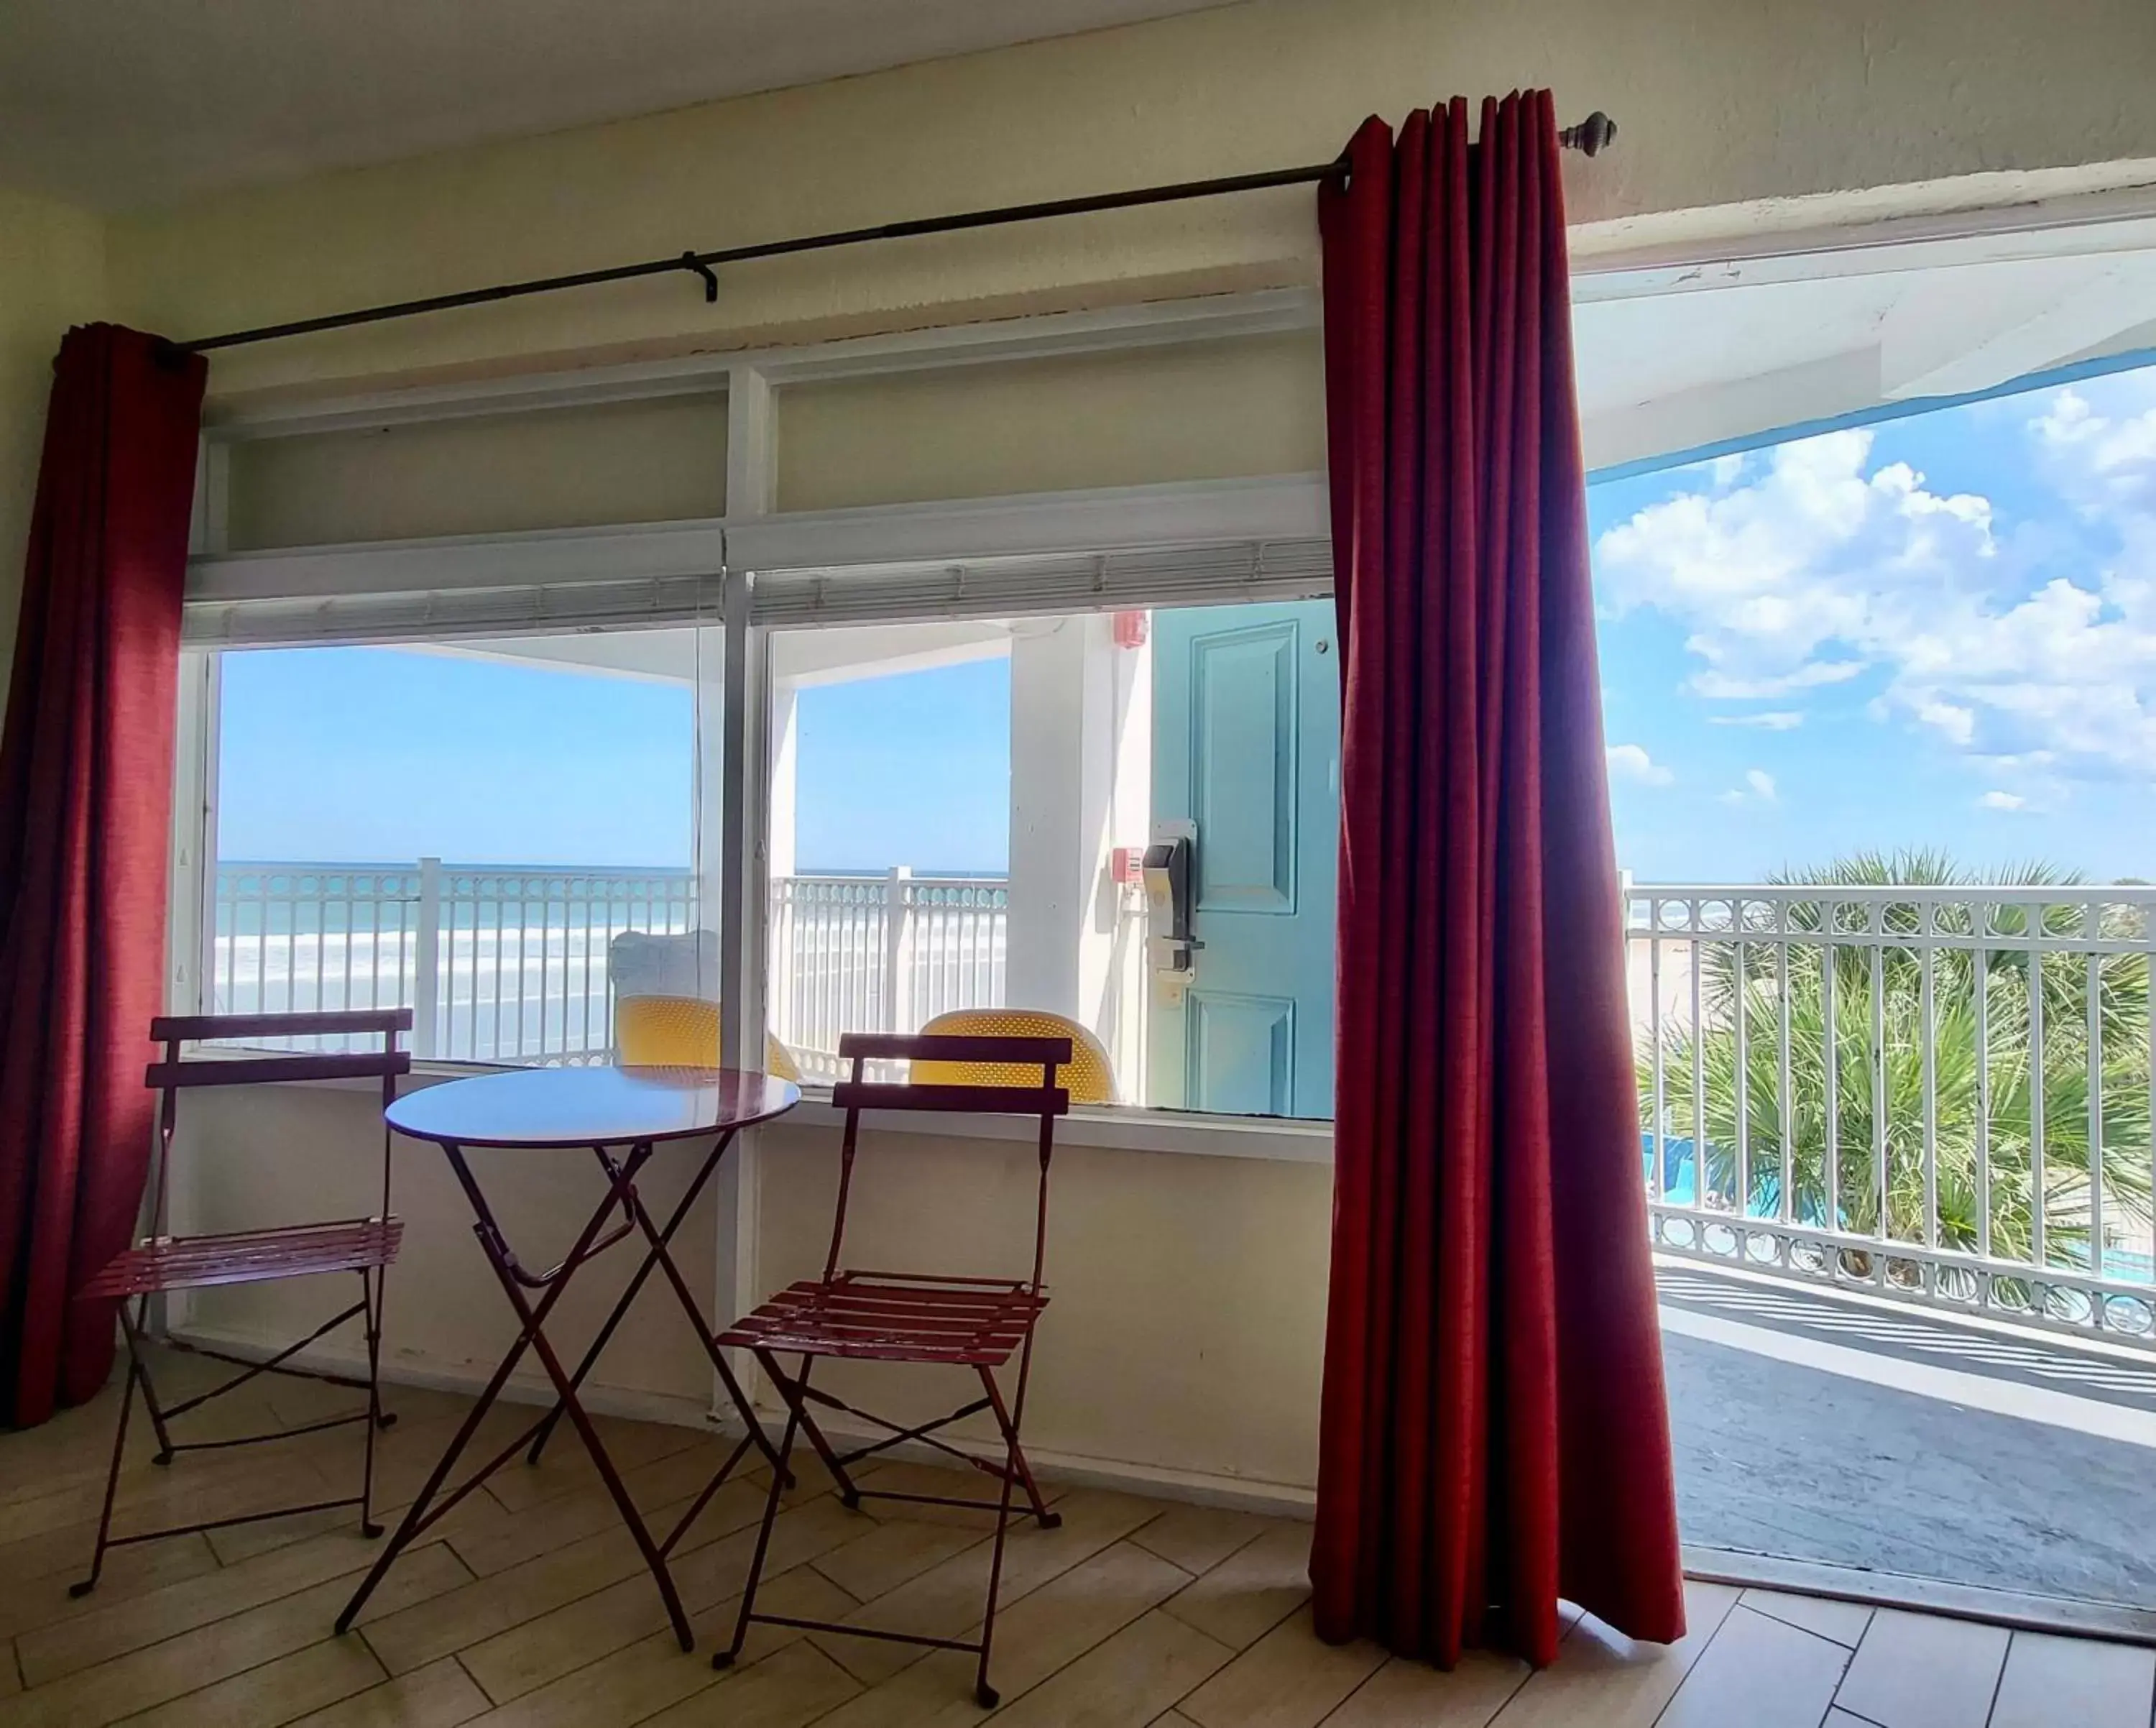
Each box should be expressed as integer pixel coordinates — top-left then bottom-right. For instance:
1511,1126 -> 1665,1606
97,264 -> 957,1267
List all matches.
480,1210 -> 698,1650
335,1139 -> 652,1637
526,1131 -> 779,1478
605,1145 -> 792,1484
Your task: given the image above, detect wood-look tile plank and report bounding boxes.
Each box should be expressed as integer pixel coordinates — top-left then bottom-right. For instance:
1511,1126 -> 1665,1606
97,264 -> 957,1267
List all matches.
808,1487 -> 1163,1685
1318,1650 -> 1530,1728
1488,1578 -> 1740,1728
454,1491 -> 863,1703
1158,1520 -> 1311,1652
810,1511 -> 984,1603
849,1460 -> 1069,1530
641,1639 -> 862,1727
1833,1607 -> 2009,1728
350,1404 -> 541,1517
1656,1604 -> 1850,1728
0,1447 -> 340,1550
1987,1629 -> 2156,1728
459,1566 -> 852,1728
1180,1604 -> 1387,1728
0,1529 -> 221,1641
1126,1504 -> 1271,1578
361,1489 -> 735,1677
814,1537 -> 1194,1728
477,1413 -> 707,1515
264,1377 -> 474,1435
18,1520 -> 420,1686
1739,1588 -> 1874,1650
985,1607 -> 1235,1728
195,1400 -> 535,1569
3,1639 -> 21,1697
207,1471 -> 510,1569
3,1540 -> 470,1728
116,1633 -> 388,1728
287,1657 -> 493,1728
449,1443 -> 763,1577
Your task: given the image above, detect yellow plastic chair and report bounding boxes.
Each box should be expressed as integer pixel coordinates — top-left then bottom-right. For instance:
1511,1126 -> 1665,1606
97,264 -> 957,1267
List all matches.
911,1008 -> 1115,1104
614,993 -> 803,1083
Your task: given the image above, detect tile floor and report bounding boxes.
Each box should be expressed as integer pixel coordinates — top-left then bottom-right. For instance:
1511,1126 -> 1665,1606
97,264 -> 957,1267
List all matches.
2,1348 -> 2150,1727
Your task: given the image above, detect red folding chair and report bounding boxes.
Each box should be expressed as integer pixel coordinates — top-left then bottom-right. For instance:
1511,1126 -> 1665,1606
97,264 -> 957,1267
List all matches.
712,1030 -> 1071,1706
70,1009 -> 410,1596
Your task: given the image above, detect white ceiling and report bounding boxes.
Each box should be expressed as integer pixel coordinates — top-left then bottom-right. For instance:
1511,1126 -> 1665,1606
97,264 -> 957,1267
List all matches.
1573,215 -> 2156,473
0,0 -> 1240,212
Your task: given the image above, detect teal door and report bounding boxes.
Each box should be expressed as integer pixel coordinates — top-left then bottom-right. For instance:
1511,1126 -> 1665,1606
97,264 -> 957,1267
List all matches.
1148,600 -> 1340,1117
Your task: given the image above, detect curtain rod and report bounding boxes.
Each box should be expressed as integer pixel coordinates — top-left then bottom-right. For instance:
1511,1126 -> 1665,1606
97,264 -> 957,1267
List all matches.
179,111 -> 1614,354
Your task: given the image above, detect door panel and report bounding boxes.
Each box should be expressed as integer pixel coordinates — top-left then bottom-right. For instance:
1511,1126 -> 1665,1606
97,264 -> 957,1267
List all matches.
1192,623 -> 1297,914
1149,599 -> 1338,1117
1187,991 -> 1296,1117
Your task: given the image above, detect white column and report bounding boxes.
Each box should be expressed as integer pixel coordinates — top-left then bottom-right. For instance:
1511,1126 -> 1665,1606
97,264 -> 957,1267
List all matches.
1005,615 -> 1125,1029
766,679 -> 799,881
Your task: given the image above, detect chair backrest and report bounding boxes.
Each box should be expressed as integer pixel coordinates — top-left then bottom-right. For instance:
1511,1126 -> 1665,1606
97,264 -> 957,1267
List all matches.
143,1009 -> 413,1237
609,929 -> 721,1000
607,929 -> 802,1079
824,1031 -> 1072,1290
912,1008 -> 1115,1104
613,993 -> 802,1082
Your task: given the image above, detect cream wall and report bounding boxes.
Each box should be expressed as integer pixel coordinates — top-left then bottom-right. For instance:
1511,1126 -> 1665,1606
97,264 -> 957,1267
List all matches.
103,0 -> 2156,408
0,185 -> 105,682
753,1124 -> 1332,1492
225,391 -> 730,549
42,0 -> 2156,1490
776,334 -> 1325,512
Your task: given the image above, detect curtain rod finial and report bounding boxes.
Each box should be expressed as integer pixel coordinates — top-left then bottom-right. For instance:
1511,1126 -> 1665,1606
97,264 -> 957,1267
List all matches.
1560,111 -> 1616,157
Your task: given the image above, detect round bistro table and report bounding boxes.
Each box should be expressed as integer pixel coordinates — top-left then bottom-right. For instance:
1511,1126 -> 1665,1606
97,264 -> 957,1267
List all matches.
336,1065 -> 800,1653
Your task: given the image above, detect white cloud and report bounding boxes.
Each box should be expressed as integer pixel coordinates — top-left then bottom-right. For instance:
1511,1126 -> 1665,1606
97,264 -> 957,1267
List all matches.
1595,412 -> 2156,789
1606,743 -> 1674,786
1978,790 -> 2027,811
1716,768 -> 1779,806
1689,662 -> 1866,700
1710,711 -> 1805,730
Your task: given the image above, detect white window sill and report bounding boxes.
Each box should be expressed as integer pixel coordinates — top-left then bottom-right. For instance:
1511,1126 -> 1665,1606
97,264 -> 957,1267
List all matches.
180,1052 -> 1337,1166
776,1093 -> 1334,1164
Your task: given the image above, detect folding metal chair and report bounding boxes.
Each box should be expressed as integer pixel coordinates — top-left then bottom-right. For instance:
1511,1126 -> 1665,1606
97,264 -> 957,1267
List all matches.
70,1009 -> 410,1596
712,1029 -> 1072,1706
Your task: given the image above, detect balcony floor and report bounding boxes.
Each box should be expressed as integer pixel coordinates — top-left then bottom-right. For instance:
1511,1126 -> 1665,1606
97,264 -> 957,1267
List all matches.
1659,1260 -> 2156,1616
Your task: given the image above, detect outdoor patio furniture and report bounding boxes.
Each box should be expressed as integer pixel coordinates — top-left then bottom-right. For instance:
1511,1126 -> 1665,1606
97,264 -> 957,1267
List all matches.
332,1062 -> 799,1651
711,1029 -> 1072,1706
609,928 -> 803,1077
70,1008 -> 412,1596
916,1006 -> 1115,1103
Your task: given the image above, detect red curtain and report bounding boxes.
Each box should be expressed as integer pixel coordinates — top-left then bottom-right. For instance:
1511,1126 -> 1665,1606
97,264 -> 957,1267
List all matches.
1312,93 -> 1684,1666
0,325 -> 206,1428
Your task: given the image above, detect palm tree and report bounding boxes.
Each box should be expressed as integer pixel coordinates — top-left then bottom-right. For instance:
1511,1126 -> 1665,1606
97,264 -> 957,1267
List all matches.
1639,850 -> 2152,1282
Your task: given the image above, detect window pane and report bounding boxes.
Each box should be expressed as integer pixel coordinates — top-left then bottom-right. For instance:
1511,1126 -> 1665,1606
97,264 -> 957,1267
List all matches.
211,629 -> 712,1065
763,601 -> 1340,1116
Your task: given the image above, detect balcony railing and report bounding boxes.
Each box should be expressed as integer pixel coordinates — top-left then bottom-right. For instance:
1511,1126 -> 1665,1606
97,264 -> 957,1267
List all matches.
1627,882 -> 2156,1344
768,869 -> 1008,1080
210,861 -> 698,1064
208,863 -> 1008,1074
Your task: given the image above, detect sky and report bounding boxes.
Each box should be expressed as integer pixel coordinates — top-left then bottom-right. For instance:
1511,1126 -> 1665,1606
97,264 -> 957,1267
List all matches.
221,359 -> 2156,886
1594,362 -> 2156,883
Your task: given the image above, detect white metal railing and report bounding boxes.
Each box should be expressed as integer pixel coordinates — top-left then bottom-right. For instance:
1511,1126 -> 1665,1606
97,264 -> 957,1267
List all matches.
1628,883 -> 2156,1343
208,862 -> 1008,1075
767,869 -> 1009,1080
210,860 -> 696,1064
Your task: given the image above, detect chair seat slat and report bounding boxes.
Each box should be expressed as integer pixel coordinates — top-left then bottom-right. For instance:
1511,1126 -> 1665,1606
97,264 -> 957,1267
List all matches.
76,1218 -> 403,1297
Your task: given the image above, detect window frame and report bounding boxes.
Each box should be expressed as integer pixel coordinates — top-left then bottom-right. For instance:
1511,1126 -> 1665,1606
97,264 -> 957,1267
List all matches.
175,289 -> 1342,1162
